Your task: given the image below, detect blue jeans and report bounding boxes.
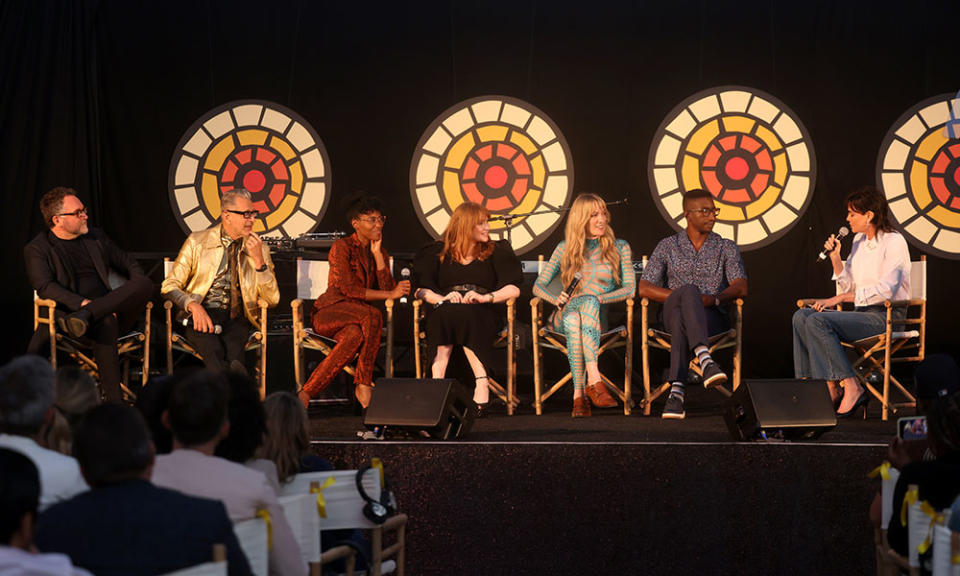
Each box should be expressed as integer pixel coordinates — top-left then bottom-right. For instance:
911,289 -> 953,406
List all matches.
792,307 -> 886,380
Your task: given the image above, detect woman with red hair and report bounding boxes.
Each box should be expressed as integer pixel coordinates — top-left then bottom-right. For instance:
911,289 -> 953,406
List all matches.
414,202 -> 522,412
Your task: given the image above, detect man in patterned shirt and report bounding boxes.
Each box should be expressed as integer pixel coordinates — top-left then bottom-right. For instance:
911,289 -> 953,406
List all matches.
637,189 -> 748,420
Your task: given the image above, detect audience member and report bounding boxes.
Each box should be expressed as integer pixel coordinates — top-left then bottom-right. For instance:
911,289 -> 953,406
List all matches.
216,371 -> 280,492
887,391 -> 960,560
0,356 -> 87,509
41,366 -> 100,456
258,391 -> 332,484
152,370 -> 306,576
35,404 -> 252,575
0,448 -> 91,575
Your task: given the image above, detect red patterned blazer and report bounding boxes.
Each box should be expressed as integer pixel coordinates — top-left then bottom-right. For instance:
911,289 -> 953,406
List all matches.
312,233 -> 397,312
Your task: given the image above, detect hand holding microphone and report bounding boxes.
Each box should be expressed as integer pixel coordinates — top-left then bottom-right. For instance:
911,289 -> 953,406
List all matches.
817,226 -> 849,262
557,272 -> 583,308
398,267 -> 411,304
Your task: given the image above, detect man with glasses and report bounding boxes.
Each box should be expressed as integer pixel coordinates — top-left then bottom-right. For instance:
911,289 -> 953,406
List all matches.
300,194 -> 409,408
637,189 -> 748,419
161,188 -> 279,373
24,187 -> 152,402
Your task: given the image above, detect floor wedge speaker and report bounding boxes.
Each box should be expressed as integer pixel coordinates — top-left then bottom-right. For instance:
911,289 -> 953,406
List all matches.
724,379 -> 837,441
363,378 -> 474,440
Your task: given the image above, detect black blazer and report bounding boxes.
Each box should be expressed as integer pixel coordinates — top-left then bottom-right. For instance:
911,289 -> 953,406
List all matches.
24,227 -> 144,312
36,479 -> 253,576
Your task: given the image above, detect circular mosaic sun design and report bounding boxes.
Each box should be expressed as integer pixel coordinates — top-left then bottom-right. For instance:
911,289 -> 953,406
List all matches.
168,100 -> 331,237
409,96 -> 574,255
648,86 -> 817,251
877,93 -> 960,259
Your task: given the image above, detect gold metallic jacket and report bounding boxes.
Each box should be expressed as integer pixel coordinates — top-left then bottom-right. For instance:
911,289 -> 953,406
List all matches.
161,225 -> 280,328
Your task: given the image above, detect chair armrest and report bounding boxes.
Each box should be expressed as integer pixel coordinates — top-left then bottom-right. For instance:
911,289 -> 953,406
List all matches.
35,298 -> 57,309
885,298 -> 924,308
257,298 -> 269,311
796,299 -> 816,308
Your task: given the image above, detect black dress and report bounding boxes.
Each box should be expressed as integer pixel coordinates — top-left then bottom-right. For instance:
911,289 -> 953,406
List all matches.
413,241 -> 523,373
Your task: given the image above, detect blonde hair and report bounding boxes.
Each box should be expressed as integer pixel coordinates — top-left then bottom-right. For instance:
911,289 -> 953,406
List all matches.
440,202 -> 495,263
257,392 -> 310,484
561,193 -> 621,287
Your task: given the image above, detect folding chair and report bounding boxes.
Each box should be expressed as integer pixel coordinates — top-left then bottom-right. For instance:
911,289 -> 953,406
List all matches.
279,492 -> 357,576
233,516 -> 269,576
162,258 -> 268,398
930,520 -> 956,576
639,296 -> 742,415
797,256 -> 925,421
530,257 -> 634,416
873,463 -> 901,576
280,469 -> 407,576
33,289 -> 152,403
291,257 -> 395,396
159,545 -> 227,576
411,297 -> 519,415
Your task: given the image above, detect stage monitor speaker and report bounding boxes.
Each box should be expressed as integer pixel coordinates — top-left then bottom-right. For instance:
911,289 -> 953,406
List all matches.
723,379 -> 836,441
363,378 -> 474,440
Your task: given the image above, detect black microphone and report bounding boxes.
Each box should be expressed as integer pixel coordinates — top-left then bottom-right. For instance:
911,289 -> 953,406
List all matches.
399,267 -> 411,305
817,227 -> 849,262
558,273 -> 583,309
182,316 -> 223,334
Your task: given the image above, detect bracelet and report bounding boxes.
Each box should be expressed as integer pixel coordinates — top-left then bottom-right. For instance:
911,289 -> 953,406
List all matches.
488,293 -> 495,303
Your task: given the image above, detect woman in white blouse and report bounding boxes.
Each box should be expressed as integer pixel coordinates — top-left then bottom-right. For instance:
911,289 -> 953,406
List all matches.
792,186 -> 911,418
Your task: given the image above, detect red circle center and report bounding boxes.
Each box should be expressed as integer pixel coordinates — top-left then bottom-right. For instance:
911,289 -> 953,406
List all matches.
953,167 -> 960,188
724,157 -> 750,181
242,170 -> 266,193
483,165 -> 509,189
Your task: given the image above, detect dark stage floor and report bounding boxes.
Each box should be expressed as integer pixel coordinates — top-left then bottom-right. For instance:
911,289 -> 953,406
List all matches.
307,383 -> 897,444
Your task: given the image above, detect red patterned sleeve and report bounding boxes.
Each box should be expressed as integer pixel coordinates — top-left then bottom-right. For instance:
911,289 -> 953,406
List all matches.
328,240 -> 366,299
377,247 -> 397,291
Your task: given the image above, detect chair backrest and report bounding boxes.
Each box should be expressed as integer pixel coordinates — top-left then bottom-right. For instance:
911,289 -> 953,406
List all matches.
880,467 -> 901,530
908,500 -> 934,569
296,258 -> 330,300
835,259 -> 926,300
931,520 -> 954,576
279,469 -> 382,530
278,493 -> 322,566
233,517 -> 269,576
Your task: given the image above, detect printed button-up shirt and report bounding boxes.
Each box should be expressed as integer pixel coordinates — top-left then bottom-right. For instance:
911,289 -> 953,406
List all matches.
641,231 -> 746,296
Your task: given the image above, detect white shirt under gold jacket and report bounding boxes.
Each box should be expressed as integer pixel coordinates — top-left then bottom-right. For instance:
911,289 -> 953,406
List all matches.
161,224 -> 279,327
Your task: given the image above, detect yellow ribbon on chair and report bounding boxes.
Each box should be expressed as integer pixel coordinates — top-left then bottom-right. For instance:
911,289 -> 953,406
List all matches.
900,487 -> 919,527
310,477 -> 336,518
372,458 -> 385,488
916,501 -> 943,555
868,461 -> 891,480
255,509 -> 273,550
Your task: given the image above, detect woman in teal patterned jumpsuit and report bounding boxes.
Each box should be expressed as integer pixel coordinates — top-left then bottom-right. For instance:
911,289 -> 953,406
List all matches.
534,193 -> 635,417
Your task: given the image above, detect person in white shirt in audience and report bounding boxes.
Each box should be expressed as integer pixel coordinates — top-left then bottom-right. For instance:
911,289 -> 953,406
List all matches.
152,370 -> 307,576
0,356 -> 87,510
0,448 -> 91,576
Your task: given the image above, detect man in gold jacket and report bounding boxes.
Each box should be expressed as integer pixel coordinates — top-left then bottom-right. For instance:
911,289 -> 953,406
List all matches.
161,189 -> 279,372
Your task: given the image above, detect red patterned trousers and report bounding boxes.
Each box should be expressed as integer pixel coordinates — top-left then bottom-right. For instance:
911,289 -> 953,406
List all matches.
302,301 -> 383,398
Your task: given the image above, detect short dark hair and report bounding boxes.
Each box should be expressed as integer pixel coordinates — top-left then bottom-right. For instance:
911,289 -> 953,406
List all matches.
0,355 -> 55,436
74,404 -> 153,487
682,189 -> 714,210
927,391 -> 960,456
215,371 -> 266,463
0,448 -> 40,544
40,187 -> 79,228
344,192 -> 383,223
166,370 -> 229,447
845,186 -> 895,232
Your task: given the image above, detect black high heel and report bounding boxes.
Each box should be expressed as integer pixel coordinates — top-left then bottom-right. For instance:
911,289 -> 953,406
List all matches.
474,376 -> 490,418
836,390 -> 870,419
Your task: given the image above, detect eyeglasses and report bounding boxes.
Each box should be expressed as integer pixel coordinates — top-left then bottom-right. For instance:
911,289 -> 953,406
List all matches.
687,208 -> 721,217
357,215 -> 387,224
224,209 -> 259,220
57,208 -> 88,218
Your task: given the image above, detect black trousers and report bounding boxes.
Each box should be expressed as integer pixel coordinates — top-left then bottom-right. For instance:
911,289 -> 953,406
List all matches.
185,308 -> 251,373
662,284 -> 729,383
29,275 -> 153,402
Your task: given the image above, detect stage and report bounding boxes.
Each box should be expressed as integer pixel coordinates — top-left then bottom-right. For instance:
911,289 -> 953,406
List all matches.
308,385 -> 893,575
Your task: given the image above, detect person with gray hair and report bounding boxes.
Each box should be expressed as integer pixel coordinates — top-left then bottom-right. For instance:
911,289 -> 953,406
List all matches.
161,189 -> 279,372
0,356 -> 87,510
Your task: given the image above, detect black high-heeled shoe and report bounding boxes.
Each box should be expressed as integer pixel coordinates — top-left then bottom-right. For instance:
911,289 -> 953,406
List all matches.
474,376 -> 490,418
836,390 -> 870,419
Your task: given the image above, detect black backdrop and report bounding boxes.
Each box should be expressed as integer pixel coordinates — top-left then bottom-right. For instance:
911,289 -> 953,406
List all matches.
3,0 -> 958,376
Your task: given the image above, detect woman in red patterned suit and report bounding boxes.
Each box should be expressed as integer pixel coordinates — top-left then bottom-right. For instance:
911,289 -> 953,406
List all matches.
299,196 -> 410,409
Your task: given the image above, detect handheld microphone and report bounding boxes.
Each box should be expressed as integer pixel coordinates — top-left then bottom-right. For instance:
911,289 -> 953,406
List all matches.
817,227 -> 849,262
399,267 -> 411,305
182,317 -> 223,334
558,273 -> 583,309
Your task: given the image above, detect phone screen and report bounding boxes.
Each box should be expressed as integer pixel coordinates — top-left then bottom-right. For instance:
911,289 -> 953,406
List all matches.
897,416 -> 927,440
